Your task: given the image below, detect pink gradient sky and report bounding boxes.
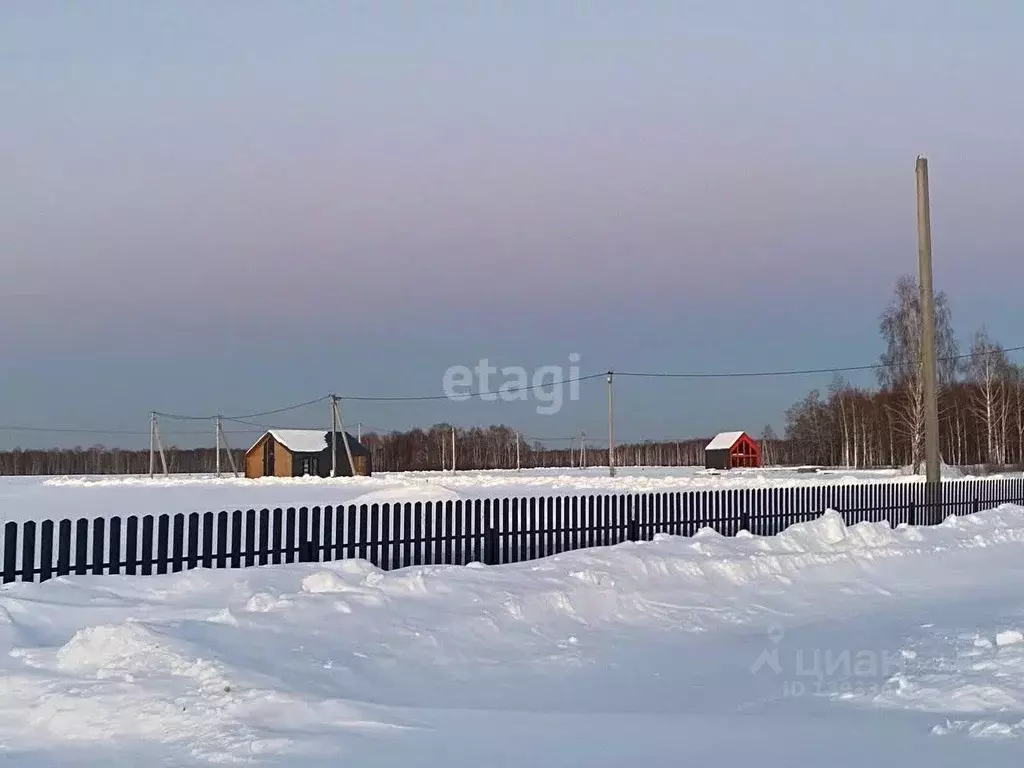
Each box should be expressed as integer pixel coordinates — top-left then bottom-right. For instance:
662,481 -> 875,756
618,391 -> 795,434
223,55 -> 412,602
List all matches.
1,1 -> 1022,448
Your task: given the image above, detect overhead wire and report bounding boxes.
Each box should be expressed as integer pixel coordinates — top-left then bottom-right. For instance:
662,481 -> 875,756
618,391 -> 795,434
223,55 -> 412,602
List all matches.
614,345 -> 1024,380
6,343 -> 1023,438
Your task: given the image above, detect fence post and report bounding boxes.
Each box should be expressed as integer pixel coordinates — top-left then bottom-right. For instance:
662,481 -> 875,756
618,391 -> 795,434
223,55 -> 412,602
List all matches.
740,509 -> 750,534
298,539 -> 314,563
973,496 -> 980,516
627,516 -> 639,542
908,499 -> 917,527
2,522 -> 16,583
484,525 -> 499,566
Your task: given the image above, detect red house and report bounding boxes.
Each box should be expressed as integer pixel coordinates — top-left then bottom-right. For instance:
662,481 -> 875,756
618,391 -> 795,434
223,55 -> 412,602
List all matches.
704,431 -> 761,469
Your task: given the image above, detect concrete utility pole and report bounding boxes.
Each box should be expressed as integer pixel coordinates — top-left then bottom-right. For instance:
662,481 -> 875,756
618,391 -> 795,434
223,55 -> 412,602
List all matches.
152,416 -> 168,476
332,396 -> 356,477
330,395 -> 338,477
916,156 -> 941,485
217,420 -> 239,477
516,431 -> 521,471
215,416 -> 222,477
149,412 -> 156,478
607,372 -> 616,477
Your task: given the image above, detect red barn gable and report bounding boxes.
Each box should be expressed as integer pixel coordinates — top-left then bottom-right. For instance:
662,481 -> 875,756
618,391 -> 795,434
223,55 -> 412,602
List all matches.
704,431 -> 761,470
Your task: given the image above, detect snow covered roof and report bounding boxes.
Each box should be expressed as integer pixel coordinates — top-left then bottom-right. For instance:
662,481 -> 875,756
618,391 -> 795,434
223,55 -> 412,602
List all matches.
268,429 -> 331,453
705,431 -> 747,451
245,429 -> 366,455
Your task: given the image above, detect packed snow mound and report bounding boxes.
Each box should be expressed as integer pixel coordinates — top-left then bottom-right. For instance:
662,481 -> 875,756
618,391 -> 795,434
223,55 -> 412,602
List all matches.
896,461 -> 966,479
996,630 -> 1024,647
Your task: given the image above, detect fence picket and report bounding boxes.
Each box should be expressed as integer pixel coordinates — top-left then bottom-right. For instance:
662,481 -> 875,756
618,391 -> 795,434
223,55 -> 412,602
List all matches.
380,503 -> 391,570
57,519 -> 72,576
40,520 -> 54,582
444,501 -> 454,565
213,512 -> 227,569
92,518 -> 106,576
232,512 -> 243,573
75,518 -> 89,576
434,500 -> 444,565
245,510 -> 256,567
402,502 -> 413,569
187,513 -> 200,569
2,522 -> 15,583
167,514 -> 182,573
21,521 -> 36,582
157,515 -> 170,575
139,516 -> 154,575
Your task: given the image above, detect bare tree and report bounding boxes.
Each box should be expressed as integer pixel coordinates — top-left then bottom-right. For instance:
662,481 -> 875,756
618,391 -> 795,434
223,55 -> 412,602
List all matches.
761,425 -> 778,466
877,275 -> 958,473
964,329 -> 1012,465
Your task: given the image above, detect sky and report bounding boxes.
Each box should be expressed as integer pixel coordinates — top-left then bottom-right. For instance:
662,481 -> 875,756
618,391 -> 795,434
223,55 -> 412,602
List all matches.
2,0 -> 1023,451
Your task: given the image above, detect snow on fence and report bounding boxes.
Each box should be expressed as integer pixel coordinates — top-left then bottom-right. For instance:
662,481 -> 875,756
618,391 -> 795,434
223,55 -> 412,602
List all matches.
3,477 -> 1024,584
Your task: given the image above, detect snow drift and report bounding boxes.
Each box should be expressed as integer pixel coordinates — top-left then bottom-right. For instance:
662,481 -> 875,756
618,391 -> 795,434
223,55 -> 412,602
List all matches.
3,506 -> 1024,766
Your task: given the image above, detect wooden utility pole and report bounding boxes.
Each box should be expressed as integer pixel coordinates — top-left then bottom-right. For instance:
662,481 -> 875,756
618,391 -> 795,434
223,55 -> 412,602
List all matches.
916,156 -> 941,486
607,372 -> 616,477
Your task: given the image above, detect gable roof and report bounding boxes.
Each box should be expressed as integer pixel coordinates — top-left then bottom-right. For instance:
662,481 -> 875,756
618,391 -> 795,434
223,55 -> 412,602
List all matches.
269,429 -> 331,453
705,431 -> 748,451
246,429 -> 367,455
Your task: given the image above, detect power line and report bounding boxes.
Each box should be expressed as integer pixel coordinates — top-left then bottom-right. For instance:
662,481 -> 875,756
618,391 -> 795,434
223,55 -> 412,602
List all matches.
148,344 -> 1024,419
155,395 -> 332,422
616,344 -> 1024,380
13,342 -> 1021,438
338,372 -> 609,401
222,416 -> 273,430
0,425 -> 258,436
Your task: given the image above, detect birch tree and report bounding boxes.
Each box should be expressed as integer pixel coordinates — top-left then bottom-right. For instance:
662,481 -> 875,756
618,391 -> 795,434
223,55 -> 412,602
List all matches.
965,329 -> 1011,465
877,275 -> 958,473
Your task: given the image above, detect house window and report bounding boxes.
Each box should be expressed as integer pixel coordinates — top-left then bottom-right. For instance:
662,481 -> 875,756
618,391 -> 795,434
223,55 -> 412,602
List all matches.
299,457 -> 319,476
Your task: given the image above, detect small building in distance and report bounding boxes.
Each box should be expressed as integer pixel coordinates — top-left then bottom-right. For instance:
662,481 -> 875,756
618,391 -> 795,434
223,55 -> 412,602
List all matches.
244,429 -> 372,479
704,431 -> 761,470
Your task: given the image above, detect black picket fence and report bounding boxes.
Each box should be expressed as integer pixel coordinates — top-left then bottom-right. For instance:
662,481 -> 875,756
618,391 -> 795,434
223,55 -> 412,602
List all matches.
3,477 -> 1024,585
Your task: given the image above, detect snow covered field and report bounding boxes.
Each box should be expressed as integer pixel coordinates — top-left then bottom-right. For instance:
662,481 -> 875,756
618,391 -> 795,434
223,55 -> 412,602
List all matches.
4,505 -> 1024,766
0,465 -> 987,525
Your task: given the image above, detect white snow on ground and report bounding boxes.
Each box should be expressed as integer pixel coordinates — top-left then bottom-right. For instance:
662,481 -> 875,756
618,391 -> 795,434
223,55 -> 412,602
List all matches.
3,505 -> 1024,765
0,464 -> 991,524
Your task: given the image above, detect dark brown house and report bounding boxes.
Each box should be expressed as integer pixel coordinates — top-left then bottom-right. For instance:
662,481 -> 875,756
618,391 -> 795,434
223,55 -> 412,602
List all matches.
244,429 -> 371,479
704,431 -> 761,470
